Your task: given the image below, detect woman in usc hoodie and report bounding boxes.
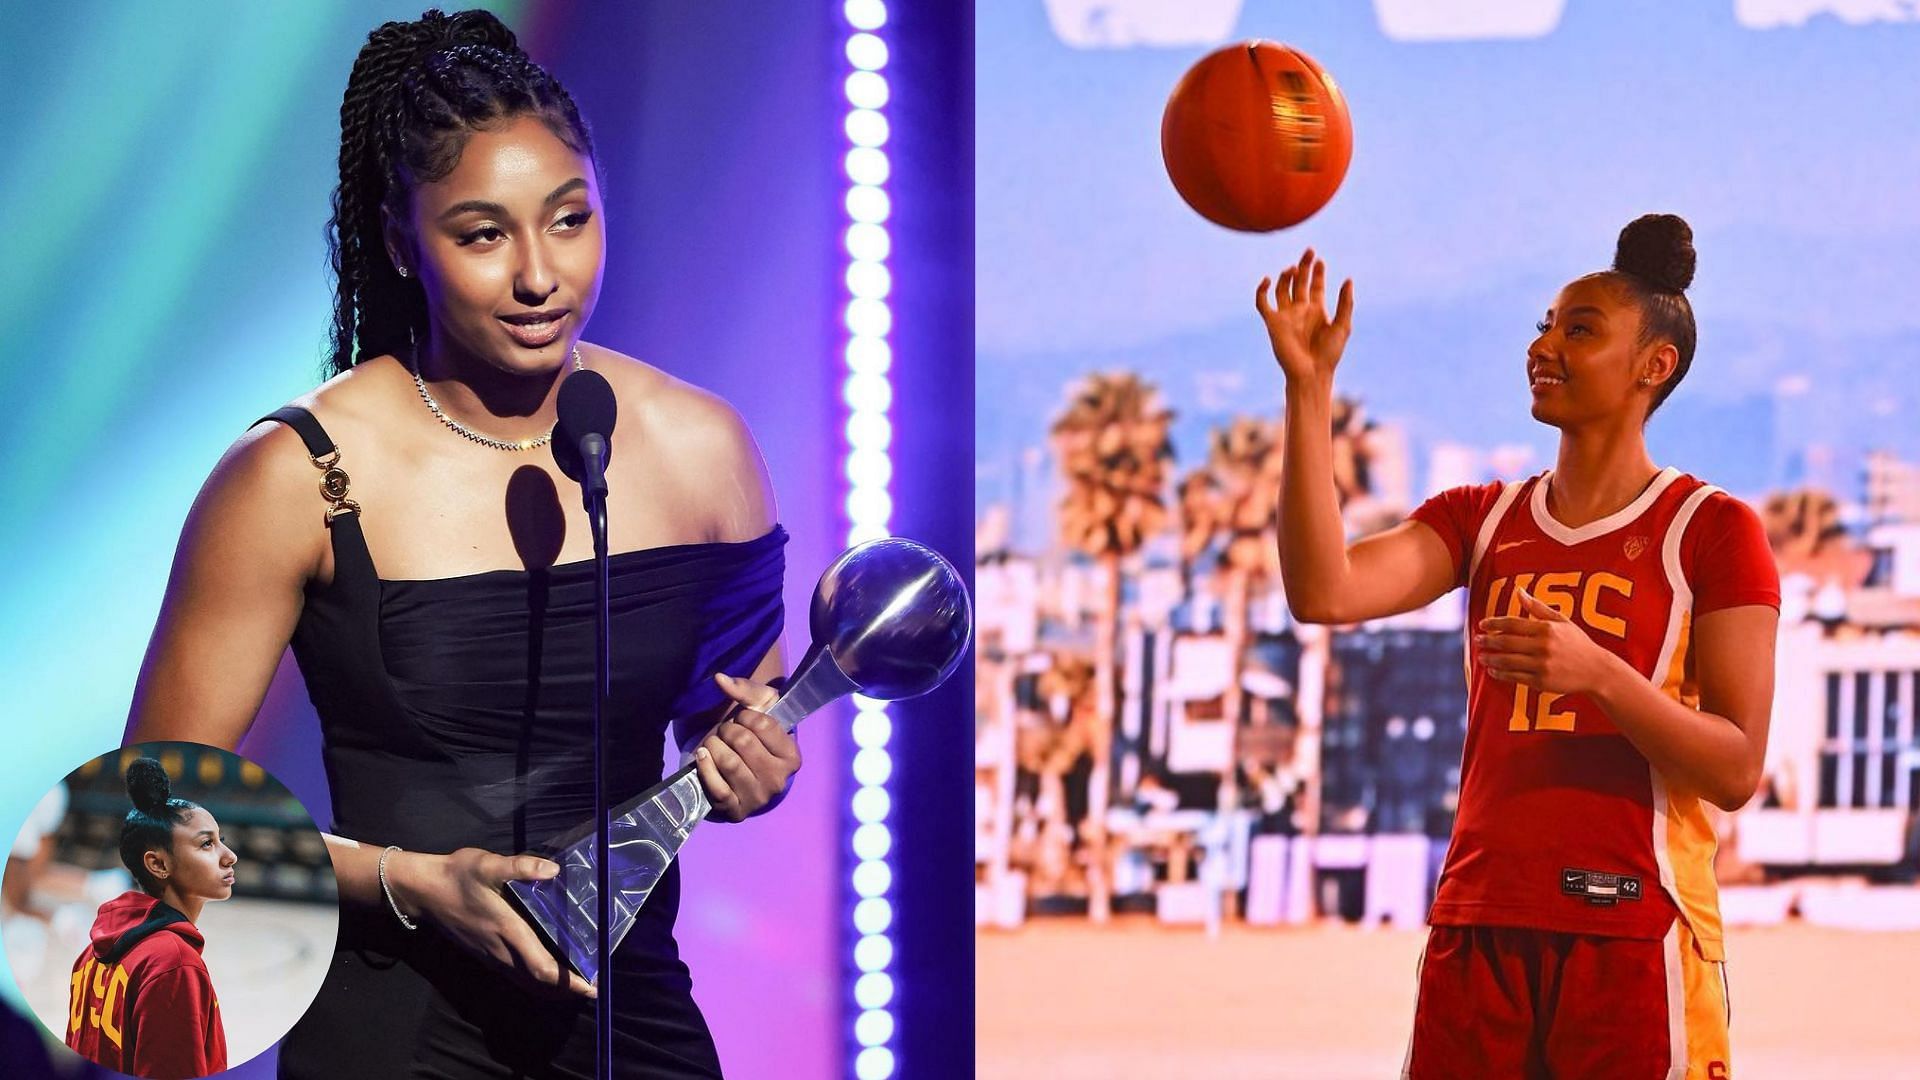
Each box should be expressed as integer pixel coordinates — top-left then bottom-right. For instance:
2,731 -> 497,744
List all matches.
66,757 -> 236,1079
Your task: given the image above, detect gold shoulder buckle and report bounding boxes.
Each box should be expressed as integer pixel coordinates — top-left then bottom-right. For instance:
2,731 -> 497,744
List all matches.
308,447 -> 358,525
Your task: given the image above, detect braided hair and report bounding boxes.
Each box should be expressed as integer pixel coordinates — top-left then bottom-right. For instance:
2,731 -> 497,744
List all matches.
327,8 -> 595,375
119,757 -> 201,895
1581,213 -> 1698,419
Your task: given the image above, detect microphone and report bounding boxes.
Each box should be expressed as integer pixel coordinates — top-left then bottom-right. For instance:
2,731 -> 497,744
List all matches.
554,369 -> 617,508
552,365 -> 619,1080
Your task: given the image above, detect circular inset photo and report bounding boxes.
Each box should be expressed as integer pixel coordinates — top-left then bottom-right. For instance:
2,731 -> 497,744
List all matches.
2,743 -> 338,1079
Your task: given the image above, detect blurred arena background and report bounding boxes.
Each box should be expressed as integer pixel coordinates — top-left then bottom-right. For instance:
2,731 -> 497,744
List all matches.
3,743 -> 337,1072
974,2 -> 1920,1076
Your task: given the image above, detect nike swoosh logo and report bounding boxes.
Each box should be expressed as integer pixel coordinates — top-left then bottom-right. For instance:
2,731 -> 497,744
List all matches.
1496,540 -> 1533,553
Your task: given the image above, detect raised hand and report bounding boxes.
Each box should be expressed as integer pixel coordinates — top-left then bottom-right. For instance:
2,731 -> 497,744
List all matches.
1254,247 -> 1354,387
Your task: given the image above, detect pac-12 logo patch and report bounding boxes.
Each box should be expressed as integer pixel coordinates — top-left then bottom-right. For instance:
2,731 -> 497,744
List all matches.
1623,536 -> 1649,561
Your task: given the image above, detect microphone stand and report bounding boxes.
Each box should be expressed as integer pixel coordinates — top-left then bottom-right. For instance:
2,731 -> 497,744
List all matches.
582,430 -> 612,1080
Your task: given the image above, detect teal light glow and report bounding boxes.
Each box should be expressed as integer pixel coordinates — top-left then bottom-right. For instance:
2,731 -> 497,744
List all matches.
0,1 -> 526,1013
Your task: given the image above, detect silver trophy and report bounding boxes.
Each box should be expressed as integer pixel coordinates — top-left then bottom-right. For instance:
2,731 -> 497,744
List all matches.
508,537 -> 972,984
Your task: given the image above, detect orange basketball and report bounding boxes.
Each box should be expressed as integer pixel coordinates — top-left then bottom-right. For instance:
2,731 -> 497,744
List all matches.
1161,41 -> 1354,232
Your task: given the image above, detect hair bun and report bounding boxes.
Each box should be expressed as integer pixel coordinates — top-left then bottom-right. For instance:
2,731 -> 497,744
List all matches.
413,8 -> 522,60
126,757 -> 172,813
1612,213 -> 1695,293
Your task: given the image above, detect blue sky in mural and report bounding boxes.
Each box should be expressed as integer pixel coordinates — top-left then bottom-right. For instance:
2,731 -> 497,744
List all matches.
977,0 -> 1920,534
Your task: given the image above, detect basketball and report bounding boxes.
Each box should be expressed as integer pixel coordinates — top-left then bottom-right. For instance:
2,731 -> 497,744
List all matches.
1160,41 -> 1353,232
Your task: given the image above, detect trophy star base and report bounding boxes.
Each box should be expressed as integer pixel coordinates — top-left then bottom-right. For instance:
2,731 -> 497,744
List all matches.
506,761 -> 711,987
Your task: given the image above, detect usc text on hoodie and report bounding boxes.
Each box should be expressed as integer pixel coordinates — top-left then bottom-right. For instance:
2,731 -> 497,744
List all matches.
66,891 -> 227,1080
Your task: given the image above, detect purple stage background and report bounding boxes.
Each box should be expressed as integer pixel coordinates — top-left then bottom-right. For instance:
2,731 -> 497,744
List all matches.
2,2 -> 972,1076
237,5 -> 845,1078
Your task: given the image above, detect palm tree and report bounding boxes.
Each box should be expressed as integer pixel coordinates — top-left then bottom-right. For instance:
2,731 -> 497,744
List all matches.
1051,372 -> 1174,919
1190,416 -> 1286,696
1328,396 -> 1374,508
1179,399 -> 1379,877
1177,418 -> 1285,882
1762,488 -> 1872,587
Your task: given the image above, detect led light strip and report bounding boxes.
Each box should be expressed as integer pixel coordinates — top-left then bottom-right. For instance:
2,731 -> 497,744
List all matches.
841,2 -> 896,1078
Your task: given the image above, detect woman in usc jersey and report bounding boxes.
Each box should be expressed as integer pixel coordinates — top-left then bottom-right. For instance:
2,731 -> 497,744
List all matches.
66,758 -> 235,1079
1258,214 -> 1778,1079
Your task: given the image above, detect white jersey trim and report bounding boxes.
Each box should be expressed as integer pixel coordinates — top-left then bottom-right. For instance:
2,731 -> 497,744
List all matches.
1467,480 -> 1525,586
1662,920 -> 1688,1080
1650,482 -> 1721,691
1530,465 -> 1682,546
1462,480 -> 1525,685
1648,483 -> 1723,918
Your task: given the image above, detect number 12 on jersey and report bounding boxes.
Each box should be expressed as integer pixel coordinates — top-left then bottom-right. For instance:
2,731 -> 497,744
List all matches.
1509,683 -> 1577,733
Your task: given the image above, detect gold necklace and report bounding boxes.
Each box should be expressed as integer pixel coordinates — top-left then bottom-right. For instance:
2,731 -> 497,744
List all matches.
411,346 -> 584,451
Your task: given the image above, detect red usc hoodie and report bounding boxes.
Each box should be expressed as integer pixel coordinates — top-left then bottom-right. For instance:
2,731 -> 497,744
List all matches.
66,891 -> 227,1079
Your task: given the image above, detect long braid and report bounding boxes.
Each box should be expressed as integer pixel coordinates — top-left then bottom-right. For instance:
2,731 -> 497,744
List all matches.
325,9 -> 594,376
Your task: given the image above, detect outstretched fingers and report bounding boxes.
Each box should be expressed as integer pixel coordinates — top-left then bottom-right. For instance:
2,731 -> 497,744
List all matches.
1263,251 -> 1351,332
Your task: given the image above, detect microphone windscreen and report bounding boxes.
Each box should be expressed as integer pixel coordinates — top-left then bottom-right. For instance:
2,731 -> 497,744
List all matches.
553,369 -> 618,482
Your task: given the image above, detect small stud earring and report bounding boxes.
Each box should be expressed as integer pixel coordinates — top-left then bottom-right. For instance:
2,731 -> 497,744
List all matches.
397,265 -> 409,278
1637,377 -> 1650,387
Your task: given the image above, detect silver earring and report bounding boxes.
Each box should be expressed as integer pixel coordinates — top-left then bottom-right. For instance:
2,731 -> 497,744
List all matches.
1638,377 -> 1651,387
397,265 -> 410,278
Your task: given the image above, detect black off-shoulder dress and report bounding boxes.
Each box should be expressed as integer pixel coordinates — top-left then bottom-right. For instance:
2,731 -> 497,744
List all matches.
259,407 -> 785,1079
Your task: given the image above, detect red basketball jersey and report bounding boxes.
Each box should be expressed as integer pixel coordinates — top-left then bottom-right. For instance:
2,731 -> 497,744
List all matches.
1409,466 -> 1779,958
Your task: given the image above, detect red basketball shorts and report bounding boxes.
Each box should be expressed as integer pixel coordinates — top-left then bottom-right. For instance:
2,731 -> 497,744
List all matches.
1402,922 -> 1730,1079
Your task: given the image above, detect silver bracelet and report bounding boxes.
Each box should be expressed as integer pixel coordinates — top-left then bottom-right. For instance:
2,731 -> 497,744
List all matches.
378,845 -> 419,931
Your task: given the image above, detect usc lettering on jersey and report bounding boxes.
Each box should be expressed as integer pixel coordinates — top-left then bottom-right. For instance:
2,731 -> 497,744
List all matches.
1409,466 -> 1779,958
66,891 -> 227,1079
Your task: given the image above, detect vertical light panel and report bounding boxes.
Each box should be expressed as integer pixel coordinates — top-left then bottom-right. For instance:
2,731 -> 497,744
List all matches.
841,1 -> 896,1079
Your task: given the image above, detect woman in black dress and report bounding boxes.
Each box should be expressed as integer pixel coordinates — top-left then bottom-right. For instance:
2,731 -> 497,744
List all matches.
125,10 -> 798,1077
